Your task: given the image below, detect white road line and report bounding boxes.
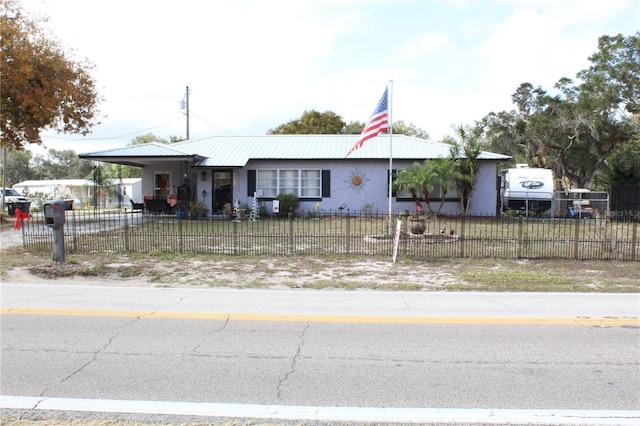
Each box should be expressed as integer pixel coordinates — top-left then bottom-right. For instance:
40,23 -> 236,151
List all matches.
2,396 -> 639,425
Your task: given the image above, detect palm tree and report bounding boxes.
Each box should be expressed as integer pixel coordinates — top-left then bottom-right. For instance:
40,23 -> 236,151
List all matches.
447,126 -> 483,215
431,157 -> 463,215
393,160 -> 440,214
393,162 -> 422,210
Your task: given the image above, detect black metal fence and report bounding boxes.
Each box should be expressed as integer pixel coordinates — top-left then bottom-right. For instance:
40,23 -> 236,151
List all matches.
16,209 -> 640,261
610,184 -> 640,222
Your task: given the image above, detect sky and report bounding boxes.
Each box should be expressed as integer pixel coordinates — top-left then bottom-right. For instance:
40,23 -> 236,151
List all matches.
24,0 -> 640,156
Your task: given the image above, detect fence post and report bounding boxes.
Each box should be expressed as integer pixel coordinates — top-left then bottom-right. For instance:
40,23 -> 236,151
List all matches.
71,210 -> 77,252
573,219 -> 581,260
459,215 -> 466,258
123,210 -> 129,252
177,215 -> 183,254
288,208 -> 294,255
346,209 -> 351,254
517,217 -> 524,259
632,219 -> 638,261
233,219 -> 239,255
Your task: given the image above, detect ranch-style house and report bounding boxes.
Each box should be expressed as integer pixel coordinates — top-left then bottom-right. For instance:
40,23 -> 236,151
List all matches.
79,134 -> 510,216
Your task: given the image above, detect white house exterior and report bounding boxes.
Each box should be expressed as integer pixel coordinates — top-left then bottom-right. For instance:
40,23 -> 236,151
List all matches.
80,135 -> 510,216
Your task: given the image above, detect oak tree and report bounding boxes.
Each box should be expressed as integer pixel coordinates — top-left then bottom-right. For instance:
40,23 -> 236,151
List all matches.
268,110 -> 345,134
478,33 -> 639,190
269,110 -> 430,140
1,0 -> 101,150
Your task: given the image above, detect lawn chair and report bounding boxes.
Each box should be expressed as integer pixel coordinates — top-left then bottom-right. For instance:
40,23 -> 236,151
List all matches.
130,199 -> 145,213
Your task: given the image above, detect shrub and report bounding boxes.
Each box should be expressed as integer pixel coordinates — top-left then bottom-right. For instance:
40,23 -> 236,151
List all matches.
188,200 -> 208,219
276,193 -> 300,218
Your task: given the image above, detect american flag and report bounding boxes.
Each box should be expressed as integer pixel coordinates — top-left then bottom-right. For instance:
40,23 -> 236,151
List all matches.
346,87 -> 389,157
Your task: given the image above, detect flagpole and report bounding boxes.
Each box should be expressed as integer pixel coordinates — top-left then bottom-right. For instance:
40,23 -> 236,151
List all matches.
387,80 -> 393,235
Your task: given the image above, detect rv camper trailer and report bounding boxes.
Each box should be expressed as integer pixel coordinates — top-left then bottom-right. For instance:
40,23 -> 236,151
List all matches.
499,165 -> 554,214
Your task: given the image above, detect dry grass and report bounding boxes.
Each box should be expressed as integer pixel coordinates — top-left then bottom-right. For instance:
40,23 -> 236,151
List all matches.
1,246 -> 638,293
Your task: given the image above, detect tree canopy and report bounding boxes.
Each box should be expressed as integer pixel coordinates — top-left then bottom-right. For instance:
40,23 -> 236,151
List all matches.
268,110 -> 429,139
479,32 -> 639,189
392,120 -> 430,140
1,148 -> 96,185
129,133 -> 185,145
577,33 -> 640,115
0,0 -> 101,150
268,110 -> 346,135
31,149 -> 94,180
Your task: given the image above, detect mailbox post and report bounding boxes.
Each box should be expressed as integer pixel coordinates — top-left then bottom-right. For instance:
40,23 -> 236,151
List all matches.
44,200 -> 66,262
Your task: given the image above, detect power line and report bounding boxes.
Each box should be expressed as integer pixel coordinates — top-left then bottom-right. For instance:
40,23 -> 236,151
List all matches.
189,111 -> 238,136
43,118 -> 184,141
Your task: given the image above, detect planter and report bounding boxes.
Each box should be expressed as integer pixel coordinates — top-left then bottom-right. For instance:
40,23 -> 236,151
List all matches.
408,218 -> 426,234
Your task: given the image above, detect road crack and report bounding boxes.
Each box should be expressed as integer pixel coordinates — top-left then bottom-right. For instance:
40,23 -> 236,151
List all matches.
193,315 -> 230,353
55,333 -> 119,390
277,323 -> 309,401
38,317 -> 140,397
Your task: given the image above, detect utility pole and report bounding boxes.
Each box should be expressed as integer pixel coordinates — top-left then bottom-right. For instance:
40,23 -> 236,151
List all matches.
1,145 -> 6,210
185,86 -> 190,140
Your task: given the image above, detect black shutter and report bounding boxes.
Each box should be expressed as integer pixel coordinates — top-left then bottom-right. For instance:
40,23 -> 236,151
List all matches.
389,169 -> 397,197
247,170 -> 256,196
322,170 -> 331,197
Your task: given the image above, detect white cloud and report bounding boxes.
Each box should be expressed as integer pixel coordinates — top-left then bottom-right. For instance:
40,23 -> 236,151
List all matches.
21,0 -> 639,155
394,30 -> 454,62
480,0 -> 638,93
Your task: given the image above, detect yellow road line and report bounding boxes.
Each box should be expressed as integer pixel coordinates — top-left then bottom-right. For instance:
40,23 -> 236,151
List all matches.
1,307 -> 638,327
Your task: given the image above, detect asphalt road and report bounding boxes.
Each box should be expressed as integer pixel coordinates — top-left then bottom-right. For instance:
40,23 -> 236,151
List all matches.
1,284 -> 639,424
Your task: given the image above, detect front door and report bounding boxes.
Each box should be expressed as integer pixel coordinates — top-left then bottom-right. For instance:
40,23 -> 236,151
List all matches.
212,170 -> 232,213
154,172 -> 171,200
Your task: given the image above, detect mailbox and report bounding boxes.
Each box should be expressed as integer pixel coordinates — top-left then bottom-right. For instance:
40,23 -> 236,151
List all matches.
44,200 -> 66,227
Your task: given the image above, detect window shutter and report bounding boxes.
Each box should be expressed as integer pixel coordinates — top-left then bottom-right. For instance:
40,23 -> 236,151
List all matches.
389,169 -> 397,197
322,170 -> 331,197
247,170 -> 256,196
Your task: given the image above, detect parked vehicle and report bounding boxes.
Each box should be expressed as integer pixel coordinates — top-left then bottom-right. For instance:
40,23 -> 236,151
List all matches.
499,165 -> 554,214
1,188 -> 31,216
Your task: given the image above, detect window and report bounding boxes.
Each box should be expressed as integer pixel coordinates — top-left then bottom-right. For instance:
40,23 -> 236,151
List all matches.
257,170 -> 277,197
432,183 -> 458,199
396,184 -> 458,199
301,170 -> 321,197
394,171 -> 458,200
257,169 -> 321,198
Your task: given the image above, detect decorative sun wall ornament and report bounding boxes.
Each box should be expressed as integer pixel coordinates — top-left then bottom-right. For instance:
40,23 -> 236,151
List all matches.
345,168 -> 370,194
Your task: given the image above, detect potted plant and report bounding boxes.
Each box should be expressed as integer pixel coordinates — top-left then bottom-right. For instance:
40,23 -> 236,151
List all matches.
407,206 -> 426,234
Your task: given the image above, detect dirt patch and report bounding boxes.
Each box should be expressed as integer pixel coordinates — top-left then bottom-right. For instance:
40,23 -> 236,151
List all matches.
2,256 -> 458,290
2,226 -> 639,292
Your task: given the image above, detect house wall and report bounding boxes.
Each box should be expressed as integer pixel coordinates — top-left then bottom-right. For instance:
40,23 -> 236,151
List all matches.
469,161 -> 500,215
143,160 -> 501,216
140,164 -> 189,199
229,160 -> 500,216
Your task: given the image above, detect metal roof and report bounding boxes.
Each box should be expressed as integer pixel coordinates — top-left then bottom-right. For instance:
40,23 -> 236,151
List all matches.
80,142 -> 195,158
79,142 -> 203,167
13,178 -> 141,188
79,136 -> 510,167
